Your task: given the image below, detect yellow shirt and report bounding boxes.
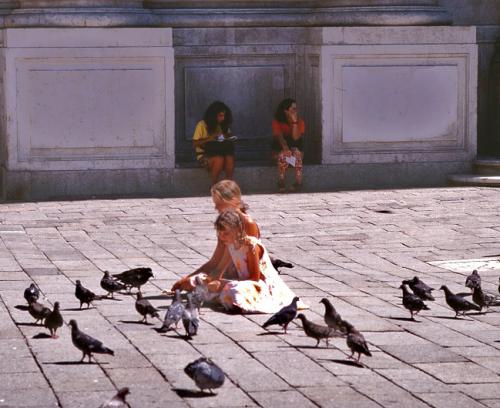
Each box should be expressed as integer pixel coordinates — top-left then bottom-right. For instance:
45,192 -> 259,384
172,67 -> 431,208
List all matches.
193,120 -> 222,161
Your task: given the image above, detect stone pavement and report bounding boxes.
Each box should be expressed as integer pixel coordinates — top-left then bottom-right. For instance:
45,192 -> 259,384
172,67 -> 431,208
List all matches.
1,187 -> 500,408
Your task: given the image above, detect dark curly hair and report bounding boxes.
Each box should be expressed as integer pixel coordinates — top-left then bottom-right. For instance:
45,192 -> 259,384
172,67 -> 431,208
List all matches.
274,98 -> 296,124
203,101 -> 233,134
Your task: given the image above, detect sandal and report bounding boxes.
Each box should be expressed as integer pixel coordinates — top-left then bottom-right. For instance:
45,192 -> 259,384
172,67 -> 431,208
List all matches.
277,180 -> 286,193
290,182 -> 303,192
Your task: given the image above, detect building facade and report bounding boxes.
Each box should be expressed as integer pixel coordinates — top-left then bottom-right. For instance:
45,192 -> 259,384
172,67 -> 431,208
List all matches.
0,1 -> 494,199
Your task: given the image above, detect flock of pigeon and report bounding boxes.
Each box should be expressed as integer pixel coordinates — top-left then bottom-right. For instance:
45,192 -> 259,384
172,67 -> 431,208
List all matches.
399,270 -> 500,320
20,263 -> 500,407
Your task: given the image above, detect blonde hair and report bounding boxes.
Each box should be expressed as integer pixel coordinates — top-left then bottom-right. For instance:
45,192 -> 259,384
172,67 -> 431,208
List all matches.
214,208 -> 247,245
211,179 -> 248,213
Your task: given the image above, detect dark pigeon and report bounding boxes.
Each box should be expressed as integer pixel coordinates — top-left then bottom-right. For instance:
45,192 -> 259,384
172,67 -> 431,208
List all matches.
24,283 -> 40,304
400,284 -> 430,320
44,301 -> 64,338
68,319 -> 114,363
100,271 -> 126,298
320,298 -> 348,335
498,277 -> 500,295
345,321 -> 372,363
472,285 -> 500,311
262,296 -> 300,334
402,277 -> 435,301
159,289 -> 184,332
28,301 -> 51,325
465,269 -> 481,291
296,313 -> 338,347
184,357 -> 225,394
112,267 -> 154,292
270,257 -> 293,274
440,285 -> 481,317
135,292 -> 160,324
75,280 -> 102,309
182,293 -> 200,339
99,387 -> 130,408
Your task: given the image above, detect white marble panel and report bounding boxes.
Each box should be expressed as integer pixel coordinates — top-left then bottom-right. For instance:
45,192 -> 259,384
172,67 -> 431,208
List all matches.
321,36 -> 477,164
3,28 -> 175,171
342,64 -> 458,143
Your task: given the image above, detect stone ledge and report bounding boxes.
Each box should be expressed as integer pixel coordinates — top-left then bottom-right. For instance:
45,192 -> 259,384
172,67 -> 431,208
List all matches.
448,174 -> 500,187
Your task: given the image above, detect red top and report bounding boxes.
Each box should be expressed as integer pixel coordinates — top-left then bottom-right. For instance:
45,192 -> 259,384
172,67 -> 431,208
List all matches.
272,119 -> 305,151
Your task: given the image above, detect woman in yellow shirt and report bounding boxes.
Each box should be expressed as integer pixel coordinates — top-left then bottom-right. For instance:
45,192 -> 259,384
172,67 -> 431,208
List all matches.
193,101 -> 235,186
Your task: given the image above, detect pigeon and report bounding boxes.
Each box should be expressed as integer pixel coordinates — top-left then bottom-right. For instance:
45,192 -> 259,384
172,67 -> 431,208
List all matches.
440,285 -> 481,317
182,293 -> 200,338
296,313 -> 338,347
345,321 -> 372,363
135,291 -> 160,324
158,289 -> 184,332
465,269 -> 481,291
400,284 -> 430,320
270,257 -> 293,273
100,271 -> 126,298
44,301 -> 64,338
472,285 -> 500,311
28,301 -> 51,325
75,280 -> 102,309
68,319 -> 114,363
402,277 -> 435,301
112,267 -> 154,292
319,298 -> 348,335
184,357 -> 225,394
99,387 -> 130,408
24,283 -> 40,304
191,276 -> 210,313
262,296 -> 300,334
498,277 -> 500,295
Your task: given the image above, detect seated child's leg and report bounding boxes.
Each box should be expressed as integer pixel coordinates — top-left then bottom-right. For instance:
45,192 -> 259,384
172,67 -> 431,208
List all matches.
292,149 -> 303,185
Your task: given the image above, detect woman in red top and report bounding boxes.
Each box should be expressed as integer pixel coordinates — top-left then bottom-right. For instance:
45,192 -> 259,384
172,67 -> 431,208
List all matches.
271,98 -> 305,193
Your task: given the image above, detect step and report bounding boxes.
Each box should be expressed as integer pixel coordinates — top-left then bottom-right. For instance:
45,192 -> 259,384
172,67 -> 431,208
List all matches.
448,174 -> 500,187
474,159 -> 500,175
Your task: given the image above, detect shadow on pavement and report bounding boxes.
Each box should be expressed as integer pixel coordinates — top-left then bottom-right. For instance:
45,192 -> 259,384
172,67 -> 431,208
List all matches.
173,388 -> 215,398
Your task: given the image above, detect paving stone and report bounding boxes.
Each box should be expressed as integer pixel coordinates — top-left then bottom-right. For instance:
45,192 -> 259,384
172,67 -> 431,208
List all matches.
0,388 -> 58,407
250,390 -> 317,408
378,344 -> 467,364
299,386 -> 381,408
417,392 -> 489,408
415,362 -> 500,384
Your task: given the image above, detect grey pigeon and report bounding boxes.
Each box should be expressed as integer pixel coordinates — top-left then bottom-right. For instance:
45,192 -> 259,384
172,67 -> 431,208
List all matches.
68,319 -> 114,363
472,285 -> 500,311
112,267 -> 154,292
75,280 -> 102,309
400,284 -> 430,320
440,285 -> 481,317
24,283 -> 40,304
135,291 -> 160,323
44,301 -> 64,338
402,277 -> 435,301
28,301 -> 51,325
465,269 -> 481,291
99,387 -> 130,408
191,276 -> 210,313
100,271 -> 126,298
182,293 -> 200,338
262,296 -> 299,334
498,277 -> 500,295
159,289 -> 184,332
184,357 -> 225,394
320,298 -> 348,335
296,313 -> 338,347
345,321 -> 372,363
270,257 -> 293,273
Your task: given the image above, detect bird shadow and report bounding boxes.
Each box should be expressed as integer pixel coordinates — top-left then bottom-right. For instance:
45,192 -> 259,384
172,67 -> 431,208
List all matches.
323,358 -> 365,368
44,361 -> 98,366
142,294 -> 169,301
62,307 -> 94,312
456,292 -> 473,297
17,322 -> 43,327
387,316 -> 421,323
119,320 -> 155,326
32,333 -> 52,339
294,344 -> 332,349
14,305 -> 29,311
173,388 -> 215,398
432,315 -> 474,320
257,331 -> 286,336
102,297 -> 123,302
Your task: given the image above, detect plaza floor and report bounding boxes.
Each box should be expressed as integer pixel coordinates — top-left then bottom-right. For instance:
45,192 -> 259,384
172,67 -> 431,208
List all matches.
1,187 -> 500,407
